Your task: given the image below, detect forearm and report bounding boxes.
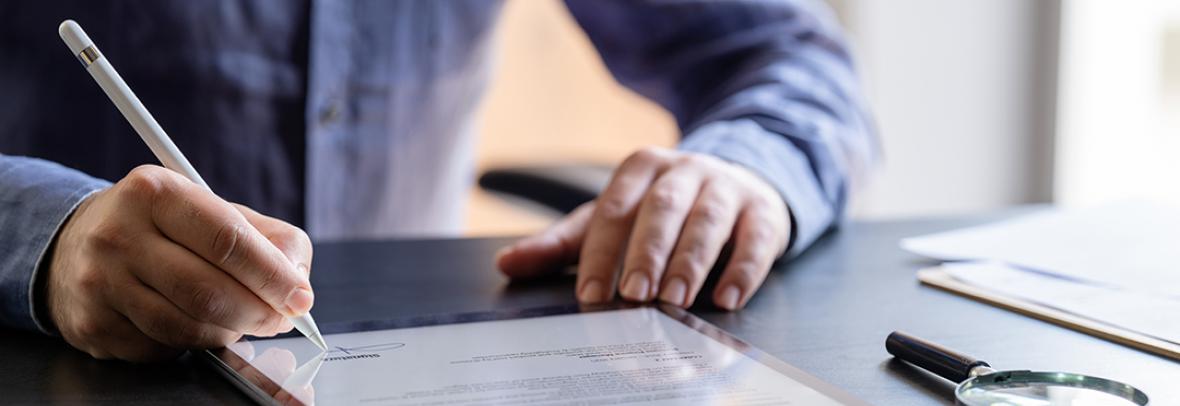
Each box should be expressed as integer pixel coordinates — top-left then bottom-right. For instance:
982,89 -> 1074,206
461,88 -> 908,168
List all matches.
675,34 -> 876,256
0,154 -> 109,332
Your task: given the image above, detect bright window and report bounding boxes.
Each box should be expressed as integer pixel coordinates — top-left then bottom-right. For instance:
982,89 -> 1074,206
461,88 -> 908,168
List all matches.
1056,1 -> 1180,206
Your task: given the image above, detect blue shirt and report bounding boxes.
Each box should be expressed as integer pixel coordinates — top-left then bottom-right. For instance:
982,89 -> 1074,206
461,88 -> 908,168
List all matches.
0,0 -> 875,332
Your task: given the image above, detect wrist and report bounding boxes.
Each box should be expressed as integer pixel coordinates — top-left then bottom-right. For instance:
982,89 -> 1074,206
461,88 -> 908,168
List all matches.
38,188 -> 103,335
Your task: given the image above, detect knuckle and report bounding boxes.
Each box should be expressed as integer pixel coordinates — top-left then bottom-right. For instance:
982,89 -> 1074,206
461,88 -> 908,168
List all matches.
692,201 -> 728,228
728,259 -> 765,283
638,224 -> 673,253
291,227 -> 312,248
211,222 -> 249,267
646,185 -> 683,213
87,221 -> 134,253
122,165 -> 172,199
73,266 -> 107,293
186,284 -> 231,323
677,153 -> 713,168
623,146 -> 663,168
73,316 -> 105,338
742,223 -> 777,243
595,196 -> 633,221
676,239 -> 711,272
276,226 -> 312,251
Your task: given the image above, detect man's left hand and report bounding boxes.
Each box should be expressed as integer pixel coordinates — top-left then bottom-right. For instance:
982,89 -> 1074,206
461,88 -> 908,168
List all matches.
497,147 -> 791,310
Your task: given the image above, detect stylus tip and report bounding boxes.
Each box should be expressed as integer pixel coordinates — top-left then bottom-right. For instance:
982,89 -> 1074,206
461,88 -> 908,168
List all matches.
291,313 -> 329,351
309,332 -> 328,351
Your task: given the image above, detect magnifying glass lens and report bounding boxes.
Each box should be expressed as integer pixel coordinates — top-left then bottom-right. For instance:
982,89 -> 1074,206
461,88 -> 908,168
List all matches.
960,385 -> 1139,406
958,372 -> 1148,406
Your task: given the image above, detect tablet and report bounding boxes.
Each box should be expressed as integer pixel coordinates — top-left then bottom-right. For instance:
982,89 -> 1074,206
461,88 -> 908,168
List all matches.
204,304 -> 868,405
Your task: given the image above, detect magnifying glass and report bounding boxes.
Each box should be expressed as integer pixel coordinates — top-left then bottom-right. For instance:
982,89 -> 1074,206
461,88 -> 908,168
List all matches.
886,331 -> 1149,405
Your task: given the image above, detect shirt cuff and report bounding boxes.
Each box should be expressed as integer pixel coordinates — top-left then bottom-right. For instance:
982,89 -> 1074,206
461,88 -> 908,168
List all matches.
0,156 -> 110,333
678,119 -> 839,258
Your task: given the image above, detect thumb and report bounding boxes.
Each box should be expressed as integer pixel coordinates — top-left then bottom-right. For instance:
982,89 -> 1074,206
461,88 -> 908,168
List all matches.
497,202 -> 595,278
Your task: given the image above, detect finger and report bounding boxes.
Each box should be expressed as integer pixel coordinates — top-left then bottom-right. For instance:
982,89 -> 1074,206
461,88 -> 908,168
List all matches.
618,166 -> 702,302
98,313 -> 185,362
111,277 -> 243,349
129,236 -> 288,336
496,202 -> 594,278
576,148 -> 670,303
135,168 -> 312,317
712,204 -> 783,310
235,204 -> 314,278
64,304 -> 180,362
660,180 -> 741,307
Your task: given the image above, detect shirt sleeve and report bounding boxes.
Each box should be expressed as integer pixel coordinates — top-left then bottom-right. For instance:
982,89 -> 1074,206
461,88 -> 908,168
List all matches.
564,0 -> 878,257
0,154 -> 110,332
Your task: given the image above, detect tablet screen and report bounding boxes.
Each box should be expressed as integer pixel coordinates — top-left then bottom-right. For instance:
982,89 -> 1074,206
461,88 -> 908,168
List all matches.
206,305 -> 865,405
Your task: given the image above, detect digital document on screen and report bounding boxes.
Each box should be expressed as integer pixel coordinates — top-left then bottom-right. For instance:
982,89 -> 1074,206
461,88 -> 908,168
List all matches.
226,307 -> 849,405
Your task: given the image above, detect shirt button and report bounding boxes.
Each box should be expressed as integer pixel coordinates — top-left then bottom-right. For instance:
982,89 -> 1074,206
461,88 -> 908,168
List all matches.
319,101 -> 341,125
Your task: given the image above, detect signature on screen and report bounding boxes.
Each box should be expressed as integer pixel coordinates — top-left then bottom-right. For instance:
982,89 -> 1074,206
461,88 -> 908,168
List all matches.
323,342 -> 406,361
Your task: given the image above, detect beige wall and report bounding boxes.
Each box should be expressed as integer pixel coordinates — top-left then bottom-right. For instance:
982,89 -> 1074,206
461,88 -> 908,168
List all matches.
834,0 -> 1059,218
467,0 -> 677,236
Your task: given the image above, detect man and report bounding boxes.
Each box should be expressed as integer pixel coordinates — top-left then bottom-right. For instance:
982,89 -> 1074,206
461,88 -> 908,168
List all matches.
0,0 -> 874,361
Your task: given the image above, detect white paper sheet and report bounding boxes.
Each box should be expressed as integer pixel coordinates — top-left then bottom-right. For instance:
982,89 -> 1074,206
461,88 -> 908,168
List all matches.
941,262 -> 1180,345
227,308 -> 848,405
901,202 -> 1180,297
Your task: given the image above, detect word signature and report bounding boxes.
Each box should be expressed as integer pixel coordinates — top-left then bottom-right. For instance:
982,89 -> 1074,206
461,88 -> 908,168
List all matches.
325,342 -> 406,356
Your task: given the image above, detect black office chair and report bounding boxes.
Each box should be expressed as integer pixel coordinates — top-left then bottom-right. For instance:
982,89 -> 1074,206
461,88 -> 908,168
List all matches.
477,164 -> 612,215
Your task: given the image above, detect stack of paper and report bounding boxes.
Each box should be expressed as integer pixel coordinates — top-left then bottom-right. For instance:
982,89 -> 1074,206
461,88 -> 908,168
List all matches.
901,202 -> 1180,356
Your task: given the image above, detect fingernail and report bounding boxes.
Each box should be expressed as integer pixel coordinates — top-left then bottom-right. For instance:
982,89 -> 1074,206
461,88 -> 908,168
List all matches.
579,279 -> 606,303
659,277 -> 689,306
717,285 -> 742,310
621,273 -> 651,301
284,287 -> 314,315
297,263 -> 310,278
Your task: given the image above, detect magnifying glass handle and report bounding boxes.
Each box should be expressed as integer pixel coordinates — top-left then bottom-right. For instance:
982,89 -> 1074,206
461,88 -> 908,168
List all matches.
886,331 -> 992,383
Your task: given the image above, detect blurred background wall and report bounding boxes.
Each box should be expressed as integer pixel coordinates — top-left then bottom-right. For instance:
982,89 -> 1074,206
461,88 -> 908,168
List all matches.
468,0 -> 677,235
831,0 -> 1059,219
467,0 -> 1180,236
1055,1 -> 1180,208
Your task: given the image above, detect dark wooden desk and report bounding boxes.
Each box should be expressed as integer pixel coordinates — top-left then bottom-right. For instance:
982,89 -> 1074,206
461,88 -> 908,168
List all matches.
3,212 -> 1177,405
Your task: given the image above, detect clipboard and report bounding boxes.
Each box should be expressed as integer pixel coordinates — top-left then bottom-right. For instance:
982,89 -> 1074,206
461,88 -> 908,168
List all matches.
917,266 -> 1180,362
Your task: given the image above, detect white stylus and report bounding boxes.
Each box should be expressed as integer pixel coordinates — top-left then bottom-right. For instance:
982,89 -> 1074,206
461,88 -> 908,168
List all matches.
58,20 -> 328,351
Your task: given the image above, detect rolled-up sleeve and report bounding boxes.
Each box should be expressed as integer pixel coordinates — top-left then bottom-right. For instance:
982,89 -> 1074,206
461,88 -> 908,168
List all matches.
0,154 -> 109,332
565,0 -> 877,256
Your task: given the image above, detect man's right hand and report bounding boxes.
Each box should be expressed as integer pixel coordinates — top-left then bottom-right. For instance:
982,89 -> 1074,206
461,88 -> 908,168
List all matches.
44,165 -> 315,362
